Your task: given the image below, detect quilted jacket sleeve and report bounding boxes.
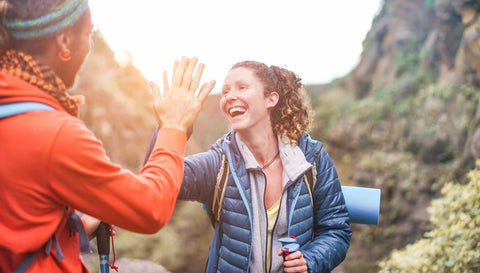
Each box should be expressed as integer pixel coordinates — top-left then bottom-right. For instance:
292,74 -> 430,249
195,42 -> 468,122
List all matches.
302,147 -> 352,273
144,128 -> 222,205
178,140 -> 223,205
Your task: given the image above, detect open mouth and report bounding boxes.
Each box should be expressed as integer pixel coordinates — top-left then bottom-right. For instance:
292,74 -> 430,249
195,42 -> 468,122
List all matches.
229,106 -> 246,117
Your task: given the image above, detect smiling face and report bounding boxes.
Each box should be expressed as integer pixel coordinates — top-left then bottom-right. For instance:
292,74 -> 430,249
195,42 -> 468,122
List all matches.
220,67 -> 278,134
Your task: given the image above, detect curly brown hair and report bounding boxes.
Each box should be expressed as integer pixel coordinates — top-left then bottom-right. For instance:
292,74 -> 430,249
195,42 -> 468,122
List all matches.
230,61 -> 311,146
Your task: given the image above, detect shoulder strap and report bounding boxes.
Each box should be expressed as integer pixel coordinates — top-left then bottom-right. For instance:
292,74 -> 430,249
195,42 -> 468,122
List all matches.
4,103 -> 89,272
12,252 -> 39,273
13,207 -> 90,273
0,102 -> 54,119
211,150 -> 229,228
67,207 -> 90,253
303,162 -> 317,204
212,152 -> 318,228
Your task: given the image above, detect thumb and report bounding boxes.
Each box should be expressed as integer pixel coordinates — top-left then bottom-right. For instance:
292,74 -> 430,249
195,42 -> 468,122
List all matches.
148,81 -> 163,127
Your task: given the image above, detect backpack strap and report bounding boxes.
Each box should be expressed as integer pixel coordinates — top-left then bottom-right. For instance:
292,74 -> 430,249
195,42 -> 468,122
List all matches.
3,102 -> 90,272
211,150 -> 229,228
211,150 -> 318,228
303,162 -> 317,204
67,207 -> 90,253
0,102 -> 54,119
13,207 -> 91,273
12,252 -> 39,273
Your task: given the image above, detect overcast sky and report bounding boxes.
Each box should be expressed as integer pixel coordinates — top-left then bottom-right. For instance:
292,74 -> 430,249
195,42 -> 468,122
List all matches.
89,1 -> 382,91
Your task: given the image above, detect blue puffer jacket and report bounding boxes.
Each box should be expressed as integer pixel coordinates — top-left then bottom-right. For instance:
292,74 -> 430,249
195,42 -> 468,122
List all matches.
178,131 -> 352,273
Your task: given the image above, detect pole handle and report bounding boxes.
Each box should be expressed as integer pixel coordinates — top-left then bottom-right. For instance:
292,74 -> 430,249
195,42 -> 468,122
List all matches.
97,222 -> 110,255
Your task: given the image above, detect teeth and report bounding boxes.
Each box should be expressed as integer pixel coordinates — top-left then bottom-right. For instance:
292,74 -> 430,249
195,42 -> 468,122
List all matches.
229,107 -> 246,116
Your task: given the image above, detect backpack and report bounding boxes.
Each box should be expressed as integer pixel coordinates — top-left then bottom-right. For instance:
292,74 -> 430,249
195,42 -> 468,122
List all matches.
210,150 -> 382,227
210,150 -> 317,228
0,102 -> 90,273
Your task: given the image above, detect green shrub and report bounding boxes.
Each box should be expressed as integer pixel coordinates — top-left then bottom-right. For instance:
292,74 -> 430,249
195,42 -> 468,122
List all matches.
378,166 -> 480,273
310,88 -> 353,138
424,0 -> 435,10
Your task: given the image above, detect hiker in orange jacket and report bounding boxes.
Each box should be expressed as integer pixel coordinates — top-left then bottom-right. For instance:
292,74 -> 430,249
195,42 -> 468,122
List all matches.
0,0 -> 215,272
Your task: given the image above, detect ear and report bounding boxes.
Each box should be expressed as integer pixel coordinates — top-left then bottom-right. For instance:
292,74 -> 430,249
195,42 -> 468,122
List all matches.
55,29 -> 72,52
266,91 -> 279,109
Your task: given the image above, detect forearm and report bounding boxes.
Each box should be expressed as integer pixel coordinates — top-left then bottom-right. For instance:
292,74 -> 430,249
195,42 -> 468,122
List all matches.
304,149 -> 352,272
302,226 -> 351,272
178,143 -> 223,203
140,127 -> 187,199
50,123 -> 187,234
303,189 -> 351,272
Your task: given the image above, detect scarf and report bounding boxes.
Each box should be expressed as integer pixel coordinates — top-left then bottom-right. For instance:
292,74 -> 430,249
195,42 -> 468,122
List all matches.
0,50 -> 81,116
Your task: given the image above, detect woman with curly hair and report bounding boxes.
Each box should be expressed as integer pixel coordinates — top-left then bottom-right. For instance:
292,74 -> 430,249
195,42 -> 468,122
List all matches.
146,61 -> 352,273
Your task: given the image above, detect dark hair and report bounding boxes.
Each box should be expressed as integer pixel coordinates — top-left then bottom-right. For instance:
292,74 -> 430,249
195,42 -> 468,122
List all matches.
0,0 -> 83,55
230,61 -> 311,146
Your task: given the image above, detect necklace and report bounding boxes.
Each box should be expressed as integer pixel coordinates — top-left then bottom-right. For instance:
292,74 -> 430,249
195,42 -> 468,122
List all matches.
261,151 -> 280,169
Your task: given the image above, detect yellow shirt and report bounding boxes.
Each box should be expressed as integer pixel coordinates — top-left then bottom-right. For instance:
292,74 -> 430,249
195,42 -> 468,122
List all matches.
266,198 -> 281,272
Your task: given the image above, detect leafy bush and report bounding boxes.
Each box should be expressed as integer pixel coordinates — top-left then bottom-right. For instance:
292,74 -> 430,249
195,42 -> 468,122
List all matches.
406,83 -> 480,164
424,0 -> 436,10
378,166 -> 480,273
309,88 -> 354,139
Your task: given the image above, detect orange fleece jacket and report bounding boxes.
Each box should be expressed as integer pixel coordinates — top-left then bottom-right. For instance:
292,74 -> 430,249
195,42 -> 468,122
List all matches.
0,73 -> 187,272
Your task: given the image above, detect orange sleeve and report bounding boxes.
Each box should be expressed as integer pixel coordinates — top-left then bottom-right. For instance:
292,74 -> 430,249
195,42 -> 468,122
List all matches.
47,118 -> 187,234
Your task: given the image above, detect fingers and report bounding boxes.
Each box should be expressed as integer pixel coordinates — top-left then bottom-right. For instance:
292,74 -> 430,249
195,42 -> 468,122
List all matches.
151,56 -> 215,133
149,81 -> 161,104
283,251 -> 308,273
165,56 -> 214,100
190,62 -> 204,92
196,80 -> 216,103
182,57 -> 198,90
149,81 -> 163,127
111,225 -> 119,236
170,57 -> 204,92
284,250 -> 304,262
162,70 -> 169,94
172,58 -> 186,87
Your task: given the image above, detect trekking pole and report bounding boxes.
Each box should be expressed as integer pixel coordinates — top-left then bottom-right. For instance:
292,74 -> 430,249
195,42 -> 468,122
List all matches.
97,222 -> 111,273
278,236 -> 299,260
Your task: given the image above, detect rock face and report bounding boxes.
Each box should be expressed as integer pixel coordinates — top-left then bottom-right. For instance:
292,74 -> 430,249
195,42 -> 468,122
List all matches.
314,1 -> 480,272
455,1 -> 480,86
343,0 -> 480,98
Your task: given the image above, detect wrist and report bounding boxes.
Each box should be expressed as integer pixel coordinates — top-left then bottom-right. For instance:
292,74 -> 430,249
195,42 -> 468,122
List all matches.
160,124 -> 188,134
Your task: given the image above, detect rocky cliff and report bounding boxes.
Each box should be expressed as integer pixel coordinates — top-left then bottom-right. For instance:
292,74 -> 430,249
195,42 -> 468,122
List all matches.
310,0 -> 480,272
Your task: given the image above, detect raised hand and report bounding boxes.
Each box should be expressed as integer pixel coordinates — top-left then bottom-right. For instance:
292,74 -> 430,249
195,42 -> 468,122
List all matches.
149,56 -> 215,133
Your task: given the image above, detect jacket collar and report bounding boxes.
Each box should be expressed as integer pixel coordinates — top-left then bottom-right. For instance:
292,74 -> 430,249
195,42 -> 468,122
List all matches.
233,132 -> 311,183
278,135 -> 312,183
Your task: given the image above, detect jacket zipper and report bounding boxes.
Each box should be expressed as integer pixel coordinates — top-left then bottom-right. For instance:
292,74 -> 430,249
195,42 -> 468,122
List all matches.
260,169 -> 270,273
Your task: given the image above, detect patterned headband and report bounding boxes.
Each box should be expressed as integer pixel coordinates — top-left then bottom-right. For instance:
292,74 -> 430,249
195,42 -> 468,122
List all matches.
3,0 -> 88,39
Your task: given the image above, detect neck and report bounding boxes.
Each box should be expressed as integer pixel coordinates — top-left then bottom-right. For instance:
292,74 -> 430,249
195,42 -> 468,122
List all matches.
237,128 -> 278,167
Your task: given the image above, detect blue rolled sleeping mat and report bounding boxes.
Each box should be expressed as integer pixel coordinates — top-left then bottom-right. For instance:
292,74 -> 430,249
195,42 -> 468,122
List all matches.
341,186 -> 381,225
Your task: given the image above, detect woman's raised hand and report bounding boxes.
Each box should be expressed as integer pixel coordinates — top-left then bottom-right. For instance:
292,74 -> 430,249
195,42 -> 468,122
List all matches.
149,56 -> 215,133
